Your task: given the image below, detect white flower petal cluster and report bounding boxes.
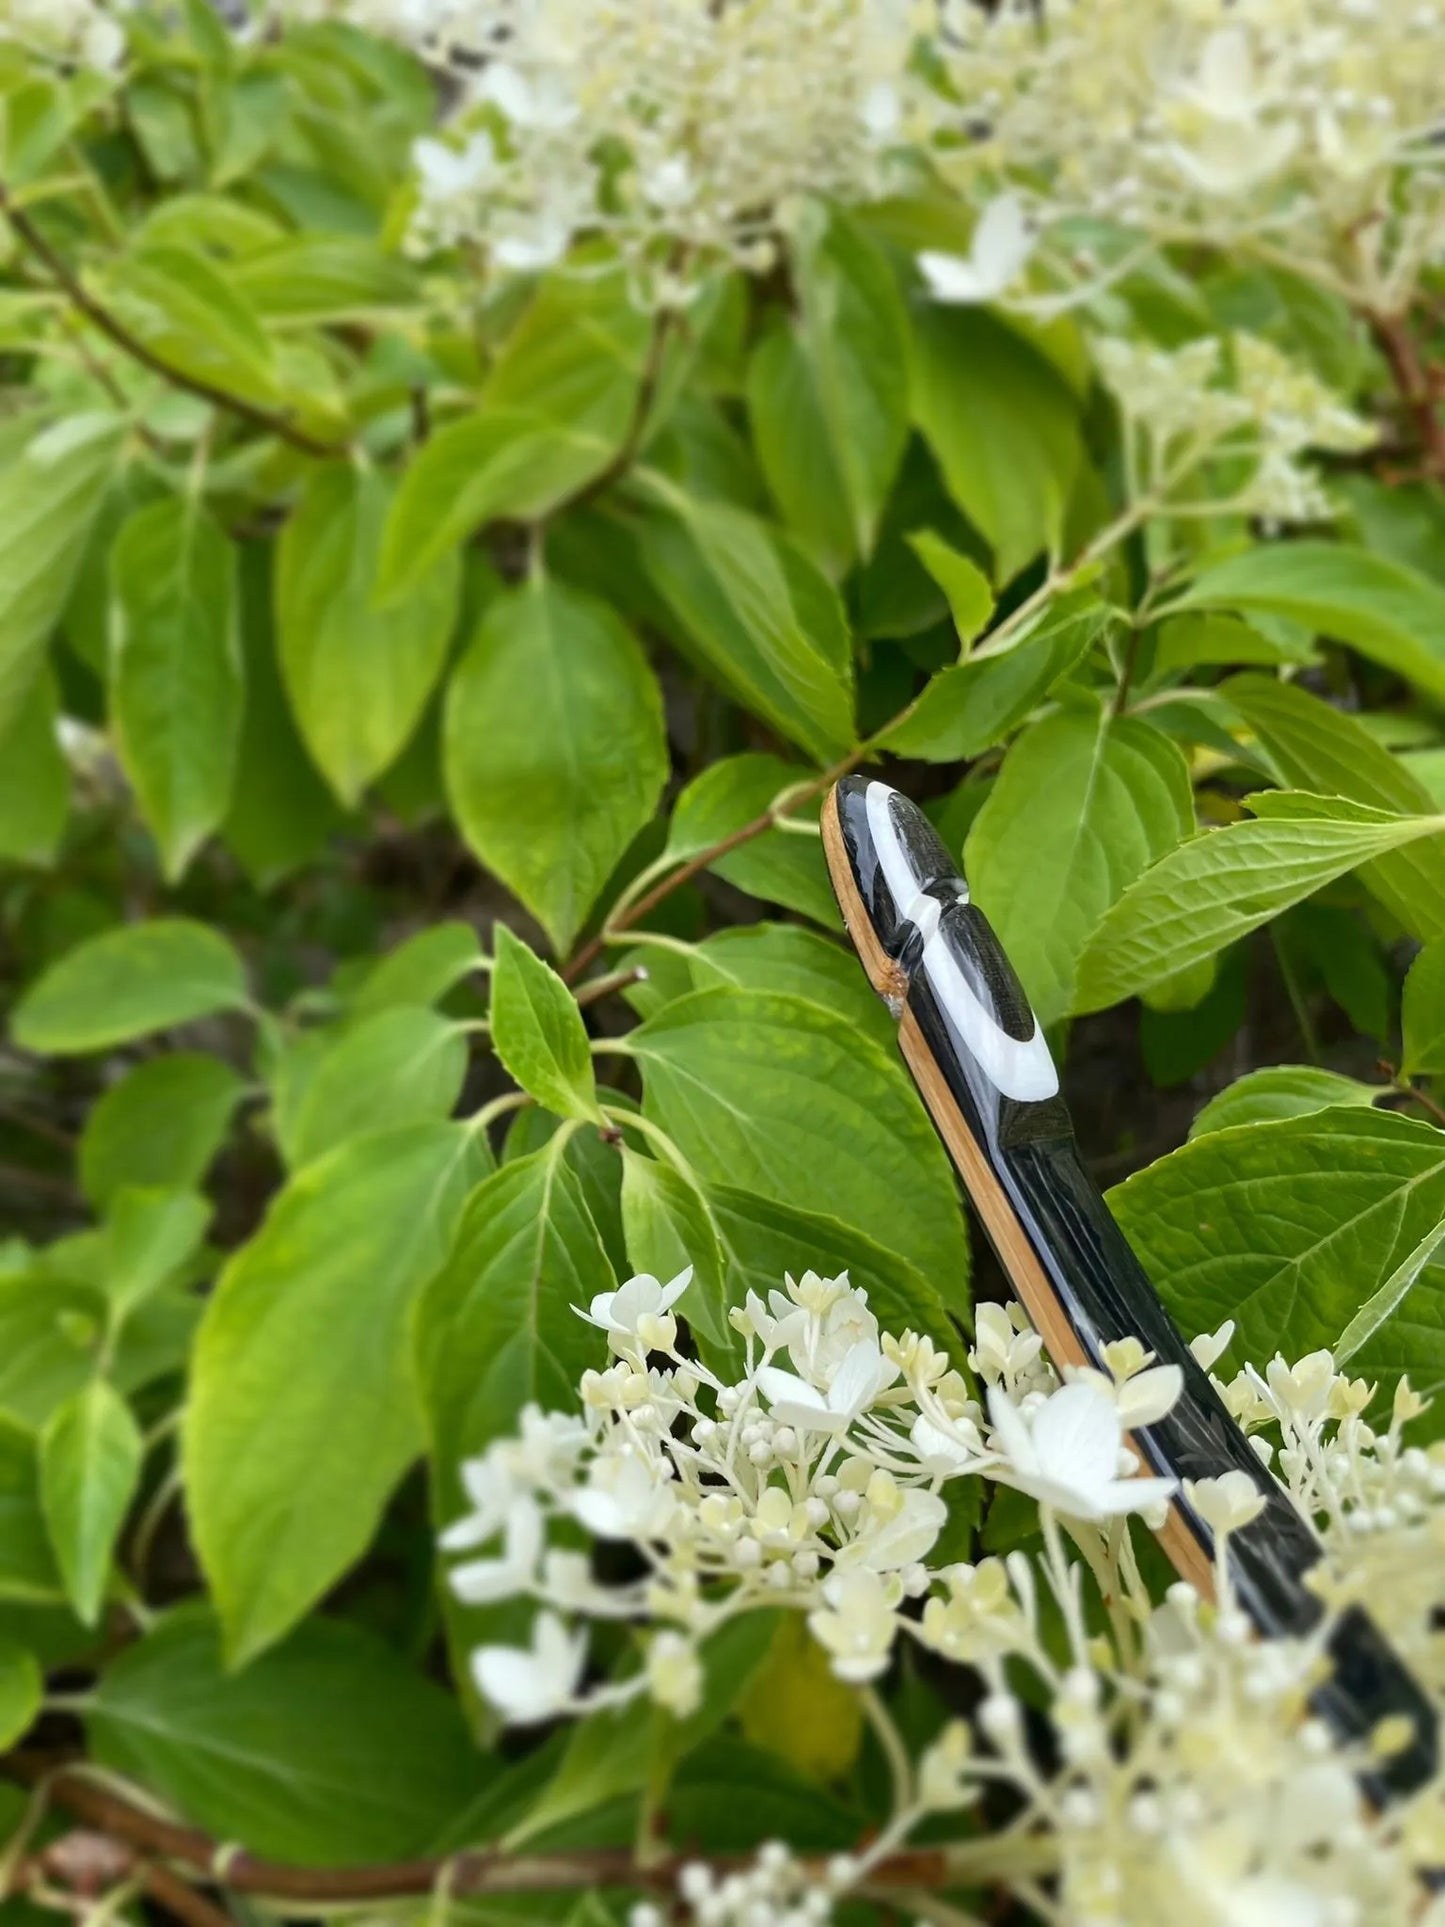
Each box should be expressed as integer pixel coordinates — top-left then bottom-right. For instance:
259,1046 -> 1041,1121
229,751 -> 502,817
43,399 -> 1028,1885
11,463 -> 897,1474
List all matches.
1212,1345 -> 1445,1701
273,0 -> 932,299
440,1266 -> 1182,1727
1094,330 -> 1374,521
0,0 -> 131,71
929,0 -> 1445,314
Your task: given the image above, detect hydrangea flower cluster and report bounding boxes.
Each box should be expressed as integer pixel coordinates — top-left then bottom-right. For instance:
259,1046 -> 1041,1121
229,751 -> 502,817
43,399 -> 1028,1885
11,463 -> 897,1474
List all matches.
1092,331 -> 1376,522
441,1266 -> 1445,1924
925,0 -> 1445,316
442,1268 -> 1183,1725
0,0 -> 130,72
278,0 -> 929,297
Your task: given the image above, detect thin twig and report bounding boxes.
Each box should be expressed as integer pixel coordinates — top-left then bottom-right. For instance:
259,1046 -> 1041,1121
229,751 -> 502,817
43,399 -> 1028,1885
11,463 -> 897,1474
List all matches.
1369,309 -> 1445,481
561,746 -> 862,984
0,188 -> 349,461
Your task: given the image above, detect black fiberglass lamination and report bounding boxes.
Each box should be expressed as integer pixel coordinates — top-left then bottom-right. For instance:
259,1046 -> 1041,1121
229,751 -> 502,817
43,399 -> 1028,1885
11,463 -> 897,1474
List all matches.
828,776 -> 1438,1801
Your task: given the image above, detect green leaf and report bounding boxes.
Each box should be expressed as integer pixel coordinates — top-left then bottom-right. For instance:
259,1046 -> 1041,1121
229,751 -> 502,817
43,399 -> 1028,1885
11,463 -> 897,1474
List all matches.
748,206 -> 909,570
911,307 -> 1082,583
966,707 -> 1194,1024
1189,1066 -> 1382,1139
0,415 -> 124,732
105,1188 -> 211,1324
0,1417 -> 62,1603
628,989 -> 969,1309
0,1272 -> 106,1429
490,926 -> 599,1123
354,923 -> 482,1014
619,1148 -> 731,1360
232,238 -> 420,323
223,542 -> 344,890
705,1185 -> 960,1364
666,754 -> 837,926
1403,941 -> 1445,1077
109,496 -> 242,879
637,482 -> 855,763
904,531 -> 995,646
683,924 -> 893,1048
1334,1216 -> 1445,1369
1223,673 -> 1445,941
278,1006 -> 468,1169
0,666 -> 68,866
1154,612 -> 1315,673
184,1123 -> 480,1663
444,577 -> 667,954
40,1380 -> 142,1626
379,273 -> 648,598
416,1138 -> 614,1508
1173,543 -> 1445,704
1075,795 -> 1445,1014
0,1638 -> 40,1750
1109,1108 -> 1445,1430
106,243 -> 280,406
79,1053 -> 245,1209
277,467 -> 461,805
879,588 -> 1113,763
12,920 -> 248,1055
87,1603 -> 483,1864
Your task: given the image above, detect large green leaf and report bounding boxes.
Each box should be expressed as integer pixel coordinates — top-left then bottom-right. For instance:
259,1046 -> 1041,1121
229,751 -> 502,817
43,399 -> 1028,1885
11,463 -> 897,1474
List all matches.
276,1007 -> 468,1169
966,706 -> 1194,1024
110,496 -> 242,879
0,1639 -> 40,1751
1223,673 -> 1445,940
1188,1066 -> 1381,1139
628,989 -> 969,1309
12,920 -> 248,1055
416,1139 -> 613,1509
79,1053 -> 245,1209
625,923 -> 891,1049
0,414 -> 123,731
880,589 -> 1115,763
354,924 -> 482,1015
666,753 -> 837,927
277,467 -> 461,804
1109,1109 -> 1445,1428
0,666 -> 68,865
636,480 -> 855,763
705,1185 -> 961,1363
1174,544 -> 1445,703
490,926 -> 599,1123
747,206 -> 909,571
910,306 -> 1082,584
223,541 -> 344,890
88,1604 -> 484,1864
444,577 -> 667,953
184,1123 -> 480,1664
1075,795 -> 1445,1013
40,1379 -> 141,1626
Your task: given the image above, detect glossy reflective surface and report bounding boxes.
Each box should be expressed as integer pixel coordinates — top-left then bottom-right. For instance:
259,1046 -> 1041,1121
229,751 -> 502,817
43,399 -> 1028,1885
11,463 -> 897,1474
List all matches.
829,774 -> 1438,1801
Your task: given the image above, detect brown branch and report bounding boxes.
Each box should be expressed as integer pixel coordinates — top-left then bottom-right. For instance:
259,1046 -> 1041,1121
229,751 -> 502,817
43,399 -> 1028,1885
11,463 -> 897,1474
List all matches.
1369,309 -> 1445,481
0,188 -> 349,461
141,1862 -> 236,1927
8,1761 -> 966,1903
562,748 -> 864,984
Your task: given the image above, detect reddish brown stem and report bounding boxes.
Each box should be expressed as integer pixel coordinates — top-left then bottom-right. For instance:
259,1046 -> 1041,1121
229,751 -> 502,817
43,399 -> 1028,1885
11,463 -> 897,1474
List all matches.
7,1761 -> 954,1903
1369,309 -> 1445,480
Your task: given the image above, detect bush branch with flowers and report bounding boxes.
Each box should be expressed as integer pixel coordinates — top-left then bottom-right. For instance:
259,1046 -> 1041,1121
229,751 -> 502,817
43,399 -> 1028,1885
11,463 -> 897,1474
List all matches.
4,2 -> 1445,1924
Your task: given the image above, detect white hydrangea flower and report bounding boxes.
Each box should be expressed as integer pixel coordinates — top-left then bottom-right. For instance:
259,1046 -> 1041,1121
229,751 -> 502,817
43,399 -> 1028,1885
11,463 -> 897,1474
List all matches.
471,1610 -> 588,1724
575,1266 -> 693,1361
2,0 -> 132,70
986,1379 -> 1178,1521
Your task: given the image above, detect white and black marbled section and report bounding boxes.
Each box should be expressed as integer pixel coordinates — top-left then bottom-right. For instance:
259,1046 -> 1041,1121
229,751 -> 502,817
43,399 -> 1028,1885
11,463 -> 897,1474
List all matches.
830,774 -> 1438,1803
